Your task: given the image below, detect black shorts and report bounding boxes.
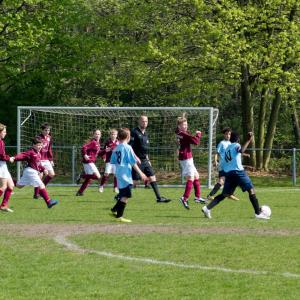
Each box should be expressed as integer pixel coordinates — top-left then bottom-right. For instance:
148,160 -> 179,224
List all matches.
119,184 -> 133,199
132,159 -> 155,180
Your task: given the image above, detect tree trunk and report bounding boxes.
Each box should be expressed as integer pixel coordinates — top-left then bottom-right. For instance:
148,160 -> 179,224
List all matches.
263,89 -> 282,170
240,63 -> 256,167
291,101 -> 300,147
256,87 -> 269,169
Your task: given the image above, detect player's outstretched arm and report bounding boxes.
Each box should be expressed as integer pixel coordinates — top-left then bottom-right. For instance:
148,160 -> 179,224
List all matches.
241,132 -> 253,153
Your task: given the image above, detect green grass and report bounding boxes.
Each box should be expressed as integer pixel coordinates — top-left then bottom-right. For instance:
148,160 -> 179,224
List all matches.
0,186 -> 299,299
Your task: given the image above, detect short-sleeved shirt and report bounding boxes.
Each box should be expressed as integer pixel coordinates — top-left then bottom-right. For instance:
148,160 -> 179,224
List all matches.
222,143 -> 244,173
110,143 -> 137,189
216,140 -> 231,171
37,133 -> 53,161
130,127 -> 149,161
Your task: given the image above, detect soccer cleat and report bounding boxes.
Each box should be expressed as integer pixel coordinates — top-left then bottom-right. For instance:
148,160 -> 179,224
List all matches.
76,191 -> 83,196
33,194 -> 40,199
98,186 -> 104,193
0,206 -> 14,213
229,194 -> 240,201
116,216 -> 132,223
114,187 -> 119,193
255,213 -> 270,220
201,206 -> 212,219
194,197 -> 207,204
47,199 -> 58,209
179,197 -> 190,209
157,196 -> 172,203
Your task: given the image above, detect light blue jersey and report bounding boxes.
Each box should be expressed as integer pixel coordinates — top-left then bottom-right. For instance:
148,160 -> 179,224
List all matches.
217,140 -> 231,171
222,143 -> 244,173
110,143 -> 137,189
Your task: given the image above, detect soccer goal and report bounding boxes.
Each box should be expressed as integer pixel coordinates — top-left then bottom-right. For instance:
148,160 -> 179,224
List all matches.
17,106 -> 219,187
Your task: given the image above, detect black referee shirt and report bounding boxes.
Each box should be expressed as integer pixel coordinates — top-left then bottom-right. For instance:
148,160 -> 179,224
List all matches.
130,127 -> 149,160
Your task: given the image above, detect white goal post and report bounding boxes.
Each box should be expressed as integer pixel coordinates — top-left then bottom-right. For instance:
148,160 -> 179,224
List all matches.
17,106 -> 219,187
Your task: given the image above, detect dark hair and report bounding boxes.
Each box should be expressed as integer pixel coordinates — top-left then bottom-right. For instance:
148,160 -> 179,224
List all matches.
222,127 -> 232,134
230,132 -> 240,143
41,123 -> 51,130
118,128 -> 130,141
32,137 -> 43,145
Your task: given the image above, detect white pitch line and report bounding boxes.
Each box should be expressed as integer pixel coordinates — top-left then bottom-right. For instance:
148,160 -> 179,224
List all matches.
54,235 -> 300,279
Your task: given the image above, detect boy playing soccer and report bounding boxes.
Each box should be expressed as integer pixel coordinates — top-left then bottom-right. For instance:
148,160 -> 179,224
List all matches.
110,128 -> 147,223
176,115 -> 206,210
206,127 -> 239,201
11,137 -> 58,209
99,128 -> 119,193
0,123 -> 15,212
33,123 -> 55,199
76,129 -> 104,196
202,132 -> 270,220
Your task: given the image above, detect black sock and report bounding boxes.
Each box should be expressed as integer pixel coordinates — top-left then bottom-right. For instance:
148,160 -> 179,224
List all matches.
150,181 -> 161,200
111,200 -> 121,212
207,194 -> 226,210
117,201 -> 126,218
249,194 -> 260,215
208,183 -> 222,197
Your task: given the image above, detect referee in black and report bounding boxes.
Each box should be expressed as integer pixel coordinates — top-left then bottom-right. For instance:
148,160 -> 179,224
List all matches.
130,115 -> 171,203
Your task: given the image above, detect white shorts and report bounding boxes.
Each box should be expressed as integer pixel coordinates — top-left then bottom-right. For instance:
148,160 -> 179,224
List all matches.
0,161 -> 12,179
83,163 -> 100,177
17,167 -> 43,188
180,158 -> 198,177
40,160 -> 54,173
104,162 -> 116,175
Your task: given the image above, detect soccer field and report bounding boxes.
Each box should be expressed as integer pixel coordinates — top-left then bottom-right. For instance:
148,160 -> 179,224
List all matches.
0,186 -> 299,300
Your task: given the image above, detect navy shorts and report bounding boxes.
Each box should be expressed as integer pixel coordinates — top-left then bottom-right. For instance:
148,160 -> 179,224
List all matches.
218,170 -> 226,178
119,184 -> 133,199
132,159 -> 155,180
223,170 -> 253,195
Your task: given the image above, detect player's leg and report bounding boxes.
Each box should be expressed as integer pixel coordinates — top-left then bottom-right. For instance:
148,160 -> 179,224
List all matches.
33,172 -> 43,199
0,176 -> 15,212
99,172 -> 109,192
111,185 -> 132,222
179,158 -> 195,208
193,169 -> 206,204
206,172 -> 225,200
180,174 -> 193,209
202,172 -> 237,218
141,160 -> 171,203
77,163 -> 100,195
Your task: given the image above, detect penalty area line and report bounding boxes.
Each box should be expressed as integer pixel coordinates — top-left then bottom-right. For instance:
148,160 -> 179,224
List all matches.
54,235 -> 300,279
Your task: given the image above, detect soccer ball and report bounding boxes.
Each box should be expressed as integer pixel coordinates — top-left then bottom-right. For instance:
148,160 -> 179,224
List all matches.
261,205 -> 271,218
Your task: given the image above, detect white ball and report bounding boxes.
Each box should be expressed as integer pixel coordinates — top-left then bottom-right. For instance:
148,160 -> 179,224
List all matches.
261,205 -> 271,218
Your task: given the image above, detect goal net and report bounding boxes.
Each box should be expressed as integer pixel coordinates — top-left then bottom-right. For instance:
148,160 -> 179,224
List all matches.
17,107 -> 219,187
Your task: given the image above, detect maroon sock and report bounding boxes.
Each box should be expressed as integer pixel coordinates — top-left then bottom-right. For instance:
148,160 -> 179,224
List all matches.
113,176 -> 118,188
100,175 -> 109,186
34,187 -> 40,197
193,179 -> 201,198
78,179 -> 92,193
43,175 -> 52,186
1,188 -> 13,207
39,188 -> 51,204
183,180 -> 193,200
